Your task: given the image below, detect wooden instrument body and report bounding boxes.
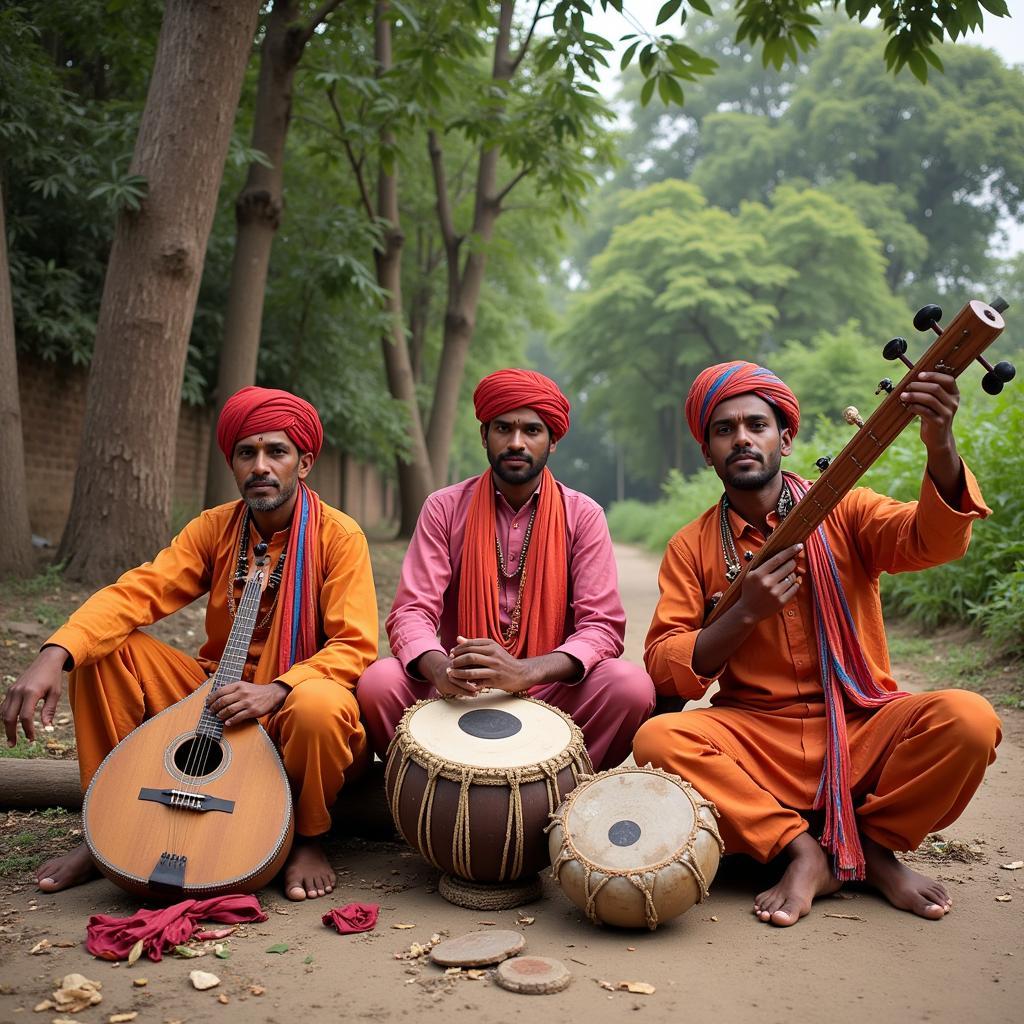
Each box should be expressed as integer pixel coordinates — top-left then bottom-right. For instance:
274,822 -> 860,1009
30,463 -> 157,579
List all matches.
706,299 -> 1006,626
83,678 -> 294,899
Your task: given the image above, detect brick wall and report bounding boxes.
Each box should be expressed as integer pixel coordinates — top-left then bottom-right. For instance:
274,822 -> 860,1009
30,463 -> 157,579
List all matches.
17,357 -> 395,543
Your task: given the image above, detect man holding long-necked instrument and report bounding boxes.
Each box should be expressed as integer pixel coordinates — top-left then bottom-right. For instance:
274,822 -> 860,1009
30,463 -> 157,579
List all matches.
634,361 -> 1001,927
1,387 -> 377,900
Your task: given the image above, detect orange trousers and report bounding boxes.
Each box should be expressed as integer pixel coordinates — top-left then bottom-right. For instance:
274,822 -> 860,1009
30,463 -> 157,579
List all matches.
68,630 -> 367,837
633,689 -> 1001,862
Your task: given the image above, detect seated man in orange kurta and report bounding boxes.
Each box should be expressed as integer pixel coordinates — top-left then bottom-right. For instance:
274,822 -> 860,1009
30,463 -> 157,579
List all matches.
1,387 -> 377,901
634,361 -> 1001,927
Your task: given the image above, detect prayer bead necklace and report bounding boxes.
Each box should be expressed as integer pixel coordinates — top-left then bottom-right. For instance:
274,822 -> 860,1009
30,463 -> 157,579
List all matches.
227,508 -> 286,629
496,498 -> 539,644
719,482 -> 793,582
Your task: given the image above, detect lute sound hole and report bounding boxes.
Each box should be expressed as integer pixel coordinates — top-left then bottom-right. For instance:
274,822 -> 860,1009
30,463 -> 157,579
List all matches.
172,736 -> 225,778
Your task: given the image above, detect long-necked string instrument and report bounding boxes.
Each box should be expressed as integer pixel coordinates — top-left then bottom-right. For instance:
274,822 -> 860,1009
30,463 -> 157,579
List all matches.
83,543 -> 295,898
705,298 -> 1013,627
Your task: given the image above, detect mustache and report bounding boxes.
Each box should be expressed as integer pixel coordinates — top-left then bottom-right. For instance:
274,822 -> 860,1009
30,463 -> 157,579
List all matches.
727,450 -> 763,465
500,453 -> 533,463
245,477 -> 280,489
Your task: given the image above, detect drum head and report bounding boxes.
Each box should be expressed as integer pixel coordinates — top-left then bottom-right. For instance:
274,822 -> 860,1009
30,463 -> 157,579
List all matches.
405,692 -> 572,769
564,770 -> 695,871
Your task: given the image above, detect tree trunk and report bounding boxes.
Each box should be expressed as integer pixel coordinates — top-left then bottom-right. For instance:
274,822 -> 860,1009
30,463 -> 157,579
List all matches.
57,0 -> 261,584
425,1 -> 516,484
205,0 -> 344,507
0,182 -> 36,578
374,2 -> 434,537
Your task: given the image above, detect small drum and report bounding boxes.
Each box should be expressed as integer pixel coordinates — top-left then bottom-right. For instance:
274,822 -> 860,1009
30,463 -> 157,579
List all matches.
385,692 -> 591,902
548,765 -> 723,930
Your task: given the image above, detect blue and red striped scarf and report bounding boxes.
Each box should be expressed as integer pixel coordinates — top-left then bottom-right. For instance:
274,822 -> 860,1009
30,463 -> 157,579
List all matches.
784,472 -> 908,880
276,481 -> 322,675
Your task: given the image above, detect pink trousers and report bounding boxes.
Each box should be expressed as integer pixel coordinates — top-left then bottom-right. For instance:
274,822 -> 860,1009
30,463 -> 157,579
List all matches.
357,657 -> 655,772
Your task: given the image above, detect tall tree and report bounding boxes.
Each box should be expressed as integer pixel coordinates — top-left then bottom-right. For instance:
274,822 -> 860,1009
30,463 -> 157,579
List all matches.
205,0 -> 349,507
0,184 -> 34,577
58,0 -> 261,583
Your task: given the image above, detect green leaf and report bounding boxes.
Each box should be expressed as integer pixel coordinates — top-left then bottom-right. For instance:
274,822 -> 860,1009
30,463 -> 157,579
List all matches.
304,955 -> 315,964
266,943 -> 290,954
656,0 -> 682,26
907,50 -> 928,84
174,945 -> 203,958
215,947 -> 231,960
639,75 -> 656,106
620,40 -> 640,71
688,0 -> 713,14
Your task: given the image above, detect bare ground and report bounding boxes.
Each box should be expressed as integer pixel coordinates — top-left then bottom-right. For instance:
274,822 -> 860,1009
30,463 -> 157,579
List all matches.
1,543 -> 1021,1024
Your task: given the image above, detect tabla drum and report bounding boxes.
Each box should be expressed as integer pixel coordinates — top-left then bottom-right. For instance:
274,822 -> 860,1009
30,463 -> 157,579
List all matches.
547,765 -> 723,930
385,691 -> 591,907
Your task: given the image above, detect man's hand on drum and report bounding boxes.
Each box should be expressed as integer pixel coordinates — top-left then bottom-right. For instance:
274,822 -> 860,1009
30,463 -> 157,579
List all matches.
417,649 -> 480,698
447,637 -> 536,694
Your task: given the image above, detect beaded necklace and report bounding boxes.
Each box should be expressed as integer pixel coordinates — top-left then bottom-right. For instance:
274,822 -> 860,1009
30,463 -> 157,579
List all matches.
719,481 -> 793,582
227,508 -> 287,629
496,496 -> 539,644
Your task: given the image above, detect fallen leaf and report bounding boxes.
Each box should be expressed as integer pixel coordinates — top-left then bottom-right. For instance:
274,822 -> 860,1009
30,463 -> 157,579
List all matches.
516,916 -> 535,925
217,994 -> 230,1005
444,967 -> 462,976
189,970 -> 220,991
822,913 -> 865,922
392,923 -> 415,930
710,916 -> 719,922
1000,861 -> 1023,871
466,970 -> 485,980
127,939 -> 144,966
303,955 -> 314,965
995,894 -> 1013,902
622,981 -> 656,995
249,986 -> 265,996
194,927 -> 237,941
50,974 -> 103,1013
33,999 -> 55,1011
29,938 -> 51,955
214,944 -> 230,960
265,943 -> 289,954
597,981 -> 615,992
109,1014 -> 138,1022
132,979 -> 147,988
626,946 -> 637,952
173,944 -> 205,959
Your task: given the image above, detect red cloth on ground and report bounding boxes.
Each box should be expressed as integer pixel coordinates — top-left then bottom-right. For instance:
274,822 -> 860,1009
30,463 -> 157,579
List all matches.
684,361 -> 801,443
473,369 -> 571,440
216,385 -> 324,463
85,894 -> 267,962
321,903 -> 379,934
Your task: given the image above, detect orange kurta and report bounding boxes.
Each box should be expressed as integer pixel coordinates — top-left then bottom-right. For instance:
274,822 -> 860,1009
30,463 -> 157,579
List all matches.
634,466 -> 1001,861
47,501 -> 378,836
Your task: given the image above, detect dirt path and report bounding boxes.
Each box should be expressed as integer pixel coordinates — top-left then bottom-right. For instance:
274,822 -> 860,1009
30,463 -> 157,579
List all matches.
2,545 -> 1021,1023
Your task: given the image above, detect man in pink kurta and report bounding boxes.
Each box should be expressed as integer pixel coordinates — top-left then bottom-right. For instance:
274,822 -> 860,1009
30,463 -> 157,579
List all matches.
358,370 -> 654,770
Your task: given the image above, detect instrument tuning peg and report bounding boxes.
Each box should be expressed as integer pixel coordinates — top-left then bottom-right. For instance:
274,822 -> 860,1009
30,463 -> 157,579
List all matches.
843,406 -> 864,428
882,337 -> 914,370
981,360 -> 1016,395
913,304 -> 944,334
815,456 -> 831,473
875,378 -> 894,395
990,296 -> 1009,314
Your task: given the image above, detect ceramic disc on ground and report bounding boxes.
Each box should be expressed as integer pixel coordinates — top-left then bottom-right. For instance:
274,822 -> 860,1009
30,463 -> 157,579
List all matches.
429,929 -> 526,967
495,956 -> 572,994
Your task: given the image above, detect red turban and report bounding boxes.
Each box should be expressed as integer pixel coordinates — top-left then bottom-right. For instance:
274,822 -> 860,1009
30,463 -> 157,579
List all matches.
684,361 -> 800,444
216,386 -> 324,464
473,369 -> 571,440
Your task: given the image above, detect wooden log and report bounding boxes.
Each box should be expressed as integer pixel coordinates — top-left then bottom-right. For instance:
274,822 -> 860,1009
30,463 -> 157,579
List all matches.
0,758 -> 82,809
0,758 -> 396,839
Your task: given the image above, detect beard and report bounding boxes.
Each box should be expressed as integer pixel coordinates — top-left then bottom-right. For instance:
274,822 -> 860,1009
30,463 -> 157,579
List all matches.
488,447 -> 548,486
243,474 -> 297,513
723,447 -> 782,490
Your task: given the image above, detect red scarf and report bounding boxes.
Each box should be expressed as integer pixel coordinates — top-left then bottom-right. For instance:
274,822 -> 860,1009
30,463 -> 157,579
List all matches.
458,468 -> 567,657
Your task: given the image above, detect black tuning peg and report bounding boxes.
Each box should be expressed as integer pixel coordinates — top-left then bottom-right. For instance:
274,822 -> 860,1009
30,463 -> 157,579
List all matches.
815,456 -> 831,473
875,378 -> 894,395
254,542 -> 268,558
913,304 -> 943,334
981,359 -> 1016,395
882,337 -> 913,370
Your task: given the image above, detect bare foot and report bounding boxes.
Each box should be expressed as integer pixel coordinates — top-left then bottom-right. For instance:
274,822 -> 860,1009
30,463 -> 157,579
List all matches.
863,835 -> 950,920
753,832 -> 842,927
36,844 -> 99,893
283,837 -> 335,901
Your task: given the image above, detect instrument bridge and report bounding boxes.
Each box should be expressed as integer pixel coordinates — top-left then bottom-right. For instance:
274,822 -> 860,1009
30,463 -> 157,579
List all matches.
138,787 -> 235,813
